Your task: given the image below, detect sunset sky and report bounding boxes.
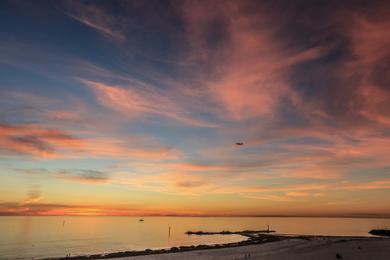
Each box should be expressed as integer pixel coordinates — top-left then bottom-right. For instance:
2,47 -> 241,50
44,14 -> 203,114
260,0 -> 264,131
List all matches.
0,0 -> 389,217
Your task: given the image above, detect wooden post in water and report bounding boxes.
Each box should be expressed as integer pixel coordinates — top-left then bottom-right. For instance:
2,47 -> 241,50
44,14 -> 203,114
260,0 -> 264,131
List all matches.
168,224 -> 171,238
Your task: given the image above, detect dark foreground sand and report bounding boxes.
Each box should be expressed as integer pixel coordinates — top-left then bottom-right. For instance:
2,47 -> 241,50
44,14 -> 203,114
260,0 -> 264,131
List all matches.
112,236 -> 390,260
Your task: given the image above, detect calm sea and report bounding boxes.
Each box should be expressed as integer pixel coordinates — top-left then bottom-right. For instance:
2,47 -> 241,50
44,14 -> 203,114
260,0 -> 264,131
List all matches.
1,216 -> 389,259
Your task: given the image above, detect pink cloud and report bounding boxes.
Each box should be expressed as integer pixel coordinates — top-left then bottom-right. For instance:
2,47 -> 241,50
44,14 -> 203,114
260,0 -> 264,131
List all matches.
345,12 -> 390,127
179,1 -> 326,121
85,80 -> 218,127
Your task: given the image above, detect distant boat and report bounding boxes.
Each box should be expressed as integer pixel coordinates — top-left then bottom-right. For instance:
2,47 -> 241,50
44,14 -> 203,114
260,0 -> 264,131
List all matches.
235,142 -> 244,146
139,219 -> 144,222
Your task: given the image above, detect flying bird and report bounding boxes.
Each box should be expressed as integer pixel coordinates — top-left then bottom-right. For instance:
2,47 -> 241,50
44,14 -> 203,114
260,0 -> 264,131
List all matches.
235,142 -> 244,146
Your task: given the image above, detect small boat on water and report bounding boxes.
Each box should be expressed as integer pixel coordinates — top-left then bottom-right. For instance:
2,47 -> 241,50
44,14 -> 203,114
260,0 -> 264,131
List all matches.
139,219 -> 144,222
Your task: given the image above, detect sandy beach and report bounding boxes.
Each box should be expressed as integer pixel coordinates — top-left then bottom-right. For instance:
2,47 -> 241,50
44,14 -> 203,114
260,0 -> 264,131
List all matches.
111,236 -> 390,260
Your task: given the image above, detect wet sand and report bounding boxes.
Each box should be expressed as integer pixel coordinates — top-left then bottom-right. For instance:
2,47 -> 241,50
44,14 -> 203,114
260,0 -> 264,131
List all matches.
112,236 -> 390,260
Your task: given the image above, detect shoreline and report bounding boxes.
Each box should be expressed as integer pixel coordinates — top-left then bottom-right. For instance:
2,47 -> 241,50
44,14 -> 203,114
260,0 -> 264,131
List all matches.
44,233 -> 389,260
44,233 -> 279,260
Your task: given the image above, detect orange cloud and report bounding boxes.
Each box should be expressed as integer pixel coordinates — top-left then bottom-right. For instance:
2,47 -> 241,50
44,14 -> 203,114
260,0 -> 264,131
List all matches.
80,137 -> 181,160
14,168 -> 112,185
0,200 -> 222,216
225,179 -> 390,195
23,186 -> 43,204
0,202 -> 144,216
243,194 -> 296,202
127,162 -> 229,173
0,123 -> 82,158
54,170 -> 111,184
0,123 -> 180,160
114,157 -> 390,198
116,171 -> 214,195
286,191 -> 310,197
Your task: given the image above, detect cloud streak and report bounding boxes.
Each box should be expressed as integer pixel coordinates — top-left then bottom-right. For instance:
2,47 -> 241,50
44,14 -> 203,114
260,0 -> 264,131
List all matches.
0,123 -> 180,160
24,186 -> 43,204
63,1 -> 126,42
85,80 -> 218,128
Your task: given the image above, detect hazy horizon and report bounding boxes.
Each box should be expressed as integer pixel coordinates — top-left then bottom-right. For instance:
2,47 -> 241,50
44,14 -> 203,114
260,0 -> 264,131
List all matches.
1,0 -> 390,217
1,213 -> 390,218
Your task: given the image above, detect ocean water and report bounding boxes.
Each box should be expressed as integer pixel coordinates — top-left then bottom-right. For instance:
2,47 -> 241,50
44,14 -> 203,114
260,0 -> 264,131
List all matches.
0,216 -> 389,259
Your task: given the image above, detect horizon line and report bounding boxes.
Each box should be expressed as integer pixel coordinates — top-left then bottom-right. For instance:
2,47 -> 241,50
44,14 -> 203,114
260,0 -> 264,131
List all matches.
1,214 -> 389,219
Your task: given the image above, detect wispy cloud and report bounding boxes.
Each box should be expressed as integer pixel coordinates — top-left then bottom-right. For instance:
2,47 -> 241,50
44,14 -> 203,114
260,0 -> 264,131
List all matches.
179,1 -> 327,121
85,80 -> 218,128
0,201 -> 210,216
0,123 -> 82,158
14,168 -> 111,185
62,1 -> 126,42
55,170 -> 110,184
115,164 -> 390,199
24,186 -> 43,204
0,123 -> 180,160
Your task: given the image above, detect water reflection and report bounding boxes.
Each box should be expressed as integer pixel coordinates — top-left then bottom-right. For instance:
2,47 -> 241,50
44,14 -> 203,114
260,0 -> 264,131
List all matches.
0,216 -> 389,259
